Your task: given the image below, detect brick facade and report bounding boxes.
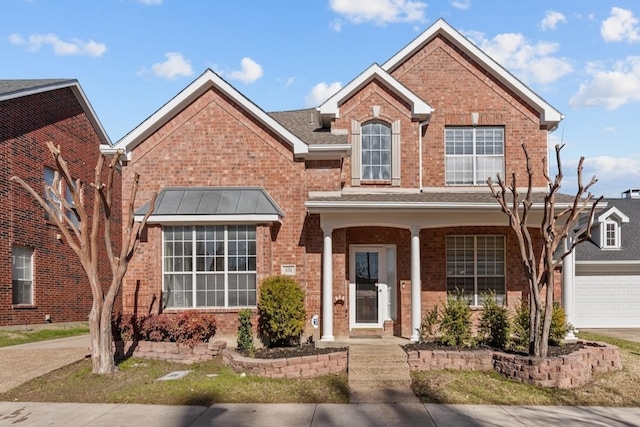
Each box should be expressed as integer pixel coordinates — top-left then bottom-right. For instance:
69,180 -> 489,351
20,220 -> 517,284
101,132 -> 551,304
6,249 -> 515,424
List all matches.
115,20 -> 563,342
0,84 -> 121,326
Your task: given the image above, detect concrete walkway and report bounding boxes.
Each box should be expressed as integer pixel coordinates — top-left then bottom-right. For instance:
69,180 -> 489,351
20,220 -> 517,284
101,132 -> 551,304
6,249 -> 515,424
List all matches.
0,402 -> 639,426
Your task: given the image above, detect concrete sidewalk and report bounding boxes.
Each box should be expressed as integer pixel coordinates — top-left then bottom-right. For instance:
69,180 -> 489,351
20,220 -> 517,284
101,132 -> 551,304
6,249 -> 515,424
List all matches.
0,402 -> 639,426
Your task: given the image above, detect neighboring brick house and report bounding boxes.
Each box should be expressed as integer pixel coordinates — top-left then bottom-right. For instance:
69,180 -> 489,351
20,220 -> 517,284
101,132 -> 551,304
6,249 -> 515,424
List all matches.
108,19 -> 575,341
0,79 -> 121,326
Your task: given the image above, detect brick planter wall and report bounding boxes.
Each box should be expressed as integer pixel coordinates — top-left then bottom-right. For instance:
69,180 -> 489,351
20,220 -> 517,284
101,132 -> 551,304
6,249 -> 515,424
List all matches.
407,341 -> 621,389
222,348 -> 348,379
115,340 -> 227,364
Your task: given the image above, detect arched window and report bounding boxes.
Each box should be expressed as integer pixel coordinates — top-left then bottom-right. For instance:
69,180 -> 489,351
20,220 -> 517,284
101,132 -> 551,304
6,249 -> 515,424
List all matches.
361,121 -> 392,181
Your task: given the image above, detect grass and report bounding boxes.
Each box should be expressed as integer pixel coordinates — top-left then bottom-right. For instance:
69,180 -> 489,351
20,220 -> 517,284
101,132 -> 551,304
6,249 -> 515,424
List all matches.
0,324 -> 90,348
0,356 -> 350,405
411,331 -> 640,406
1,330 -> 638,406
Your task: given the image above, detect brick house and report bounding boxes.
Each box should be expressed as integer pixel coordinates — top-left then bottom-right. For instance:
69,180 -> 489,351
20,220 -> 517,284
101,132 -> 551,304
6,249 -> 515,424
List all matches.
0,79 -> 121,327
108,19 -> 574,341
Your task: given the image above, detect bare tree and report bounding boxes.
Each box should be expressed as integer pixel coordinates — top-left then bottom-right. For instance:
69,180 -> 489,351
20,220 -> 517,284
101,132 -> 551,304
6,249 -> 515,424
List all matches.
11,142 -> 156,374
487,143 -> 602,357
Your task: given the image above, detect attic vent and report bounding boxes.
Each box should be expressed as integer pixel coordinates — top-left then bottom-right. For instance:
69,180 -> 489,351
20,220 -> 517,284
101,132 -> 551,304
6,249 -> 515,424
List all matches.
622,188 -> 640,199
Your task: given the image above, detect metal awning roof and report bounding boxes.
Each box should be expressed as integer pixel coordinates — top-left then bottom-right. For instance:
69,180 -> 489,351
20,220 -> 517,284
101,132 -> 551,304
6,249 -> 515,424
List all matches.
135,187 -> 285,224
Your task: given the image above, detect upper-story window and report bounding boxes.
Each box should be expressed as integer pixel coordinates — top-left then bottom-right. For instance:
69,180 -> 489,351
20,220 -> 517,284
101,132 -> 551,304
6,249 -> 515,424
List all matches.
445,127 -> 504,185
44,167 -> 62,221
603,221 -> 619,249
351,119 -> 401,187
362,122 -> 391,181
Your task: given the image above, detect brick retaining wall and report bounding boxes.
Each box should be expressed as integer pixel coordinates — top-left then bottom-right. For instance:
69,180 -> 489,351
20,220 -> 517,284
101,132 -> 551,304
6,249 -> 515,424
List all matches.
115,340 -> 227,364
407,341 -> 621,389
222,348 -> 348,379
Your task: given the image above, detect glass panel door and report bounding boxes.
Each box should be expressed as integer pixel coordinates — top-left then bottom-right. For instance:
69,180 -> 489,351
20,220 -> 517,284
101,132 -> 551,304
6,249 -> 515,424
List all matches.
354,251 -> 379,324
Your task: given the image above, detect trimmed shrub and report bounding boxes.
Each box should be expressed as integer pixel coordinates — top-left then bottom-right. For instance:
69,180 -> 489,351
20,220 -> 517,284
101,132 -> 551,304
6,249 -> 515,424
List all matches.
438,290 -> 473,347
549,302 -> 571,346
112,312 -> 217,348
258,276 -> 307,347
511,299 -> 571,348
478,292 -> 511,350
512,298 -> 530,350
237,309 -> 255,356
418,304 -> 440,343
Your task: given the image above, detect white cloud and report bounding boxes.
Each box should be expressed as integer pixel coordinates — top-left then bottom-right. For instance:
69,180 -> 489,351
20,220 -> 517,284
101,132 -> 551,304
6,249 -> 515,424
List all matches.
601,7 -> 640,43
9,33 -> 106,57
569,56 -> 640,110
329,0 -> 426,26
330,19 -> 343,32
451,0 -> 470,11
227,57 -> 263,84
305,82 -> 342,107
138,0 -> 162,4
471,32 -> 572,84
540,10 -> 566,31
151,52 -> 193,79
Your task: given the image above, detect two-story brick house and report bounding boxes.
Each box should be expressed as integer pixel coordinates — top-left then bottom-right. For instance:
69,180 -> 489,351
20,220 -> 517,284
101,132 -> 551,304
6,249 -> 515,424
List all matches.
109,19 -> 575,341
1,79 -> 121,326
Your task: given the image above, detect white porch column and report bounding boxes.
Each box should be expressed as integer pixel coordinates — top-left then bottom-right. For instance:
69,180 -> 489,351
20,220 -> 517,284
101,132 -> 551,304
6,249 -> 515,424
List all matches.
321,226 -> 334,341
562,237 -> 577,341
410,226 -> 422,342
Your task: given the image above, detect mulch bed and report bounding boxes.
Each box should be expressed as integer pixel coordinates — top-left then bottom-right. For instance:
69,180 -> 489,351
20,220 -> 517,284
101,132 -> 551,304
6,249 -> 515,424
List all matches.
236,344 -> 348,359
403,341 -> 584,357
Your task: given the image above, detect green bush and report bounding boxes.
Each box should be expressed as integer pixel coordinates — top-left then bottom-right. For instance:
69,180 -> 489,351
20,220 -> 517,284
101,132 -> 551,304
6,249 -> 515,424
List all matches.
236,309 -> 255,356
549,302 -> 571,346
512,298 -> 530,350
478,292 -> 510,350
258,276 -> 307,347
418,304 -> 440,343
438,290 -> 473,347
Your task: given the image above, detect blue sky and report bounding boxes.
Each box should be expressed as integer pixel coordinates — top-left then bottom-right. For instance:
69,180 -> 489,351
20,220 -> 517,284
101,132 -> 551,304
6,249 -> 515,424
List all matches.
2,0 -> 640,198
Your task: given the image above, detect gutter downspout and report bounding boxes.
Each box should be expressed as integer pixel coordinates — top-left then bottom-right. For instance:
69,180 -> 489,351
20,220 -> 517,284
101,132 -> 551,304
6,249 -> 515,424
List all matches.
419,119 -> 430,192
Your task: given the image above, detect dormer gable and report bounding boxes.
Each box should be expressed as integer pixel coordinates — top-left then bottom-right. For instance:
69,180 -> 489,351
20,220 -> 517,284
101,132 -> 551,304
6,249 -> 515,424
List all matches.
593,206 -> 629,250
382,18 -> 563,131
318,63 -> 433,128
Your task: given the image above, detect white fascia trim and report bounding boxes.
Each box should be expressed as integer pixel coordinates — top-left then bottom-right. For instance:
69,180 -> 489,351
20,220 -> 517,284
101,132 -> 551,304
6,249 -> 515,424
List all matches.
381,18 -> 563,130
134,214 -> 282,224
318,64 -> 433,121
303,144 -> 352,160
597,206 -> 630,223
113,69 -> 308,155
305,201 -> 562,211
1,80 -> 112,147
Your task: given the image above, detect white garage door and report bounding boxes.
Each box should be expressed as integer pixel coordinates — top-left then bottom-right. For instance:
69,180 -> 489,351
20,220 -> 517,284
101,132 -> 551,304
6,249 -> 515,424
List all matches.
575,275 -> 640,328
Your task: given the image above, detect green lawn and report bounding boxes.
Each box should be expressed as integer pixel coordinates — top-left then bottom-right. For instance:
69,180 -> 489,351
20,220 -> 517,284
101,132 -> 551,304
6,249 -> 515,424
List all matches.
0,324 -> 89,348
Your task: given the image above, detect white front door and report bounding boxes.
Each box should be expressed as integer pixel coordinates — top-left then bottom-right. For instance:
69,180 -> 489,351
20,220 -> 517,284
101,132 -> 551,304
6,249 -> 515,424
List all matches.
349,246 -> 387,329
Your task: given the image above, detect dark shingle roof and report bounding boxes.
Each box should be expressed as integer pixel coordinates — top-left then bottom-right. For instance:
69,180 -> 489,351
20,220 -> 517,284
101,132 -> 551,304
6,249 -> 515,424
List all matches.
575,197 -> 640,261
0,79 -> 74,98
268,108 -> 347,145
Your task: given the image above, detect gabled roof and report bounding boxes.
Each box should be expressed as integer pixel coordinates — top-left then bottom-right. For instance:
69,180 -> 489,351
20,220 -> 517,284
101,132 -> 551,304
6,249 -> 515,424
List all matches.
318,63 -> 433,127
109,69 -> 308,158
597,206 -> 630,224
0,79 -> 111,146
381,18 -> 563,131
135,187 -> 285,224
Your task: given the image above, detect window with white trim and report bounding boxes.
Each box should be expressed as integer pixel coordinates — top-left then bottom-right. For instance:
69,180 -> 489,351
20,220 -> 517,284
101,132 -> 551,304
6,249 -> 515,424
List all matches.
163,225 -> 257,308
445,127 -> 504,185
362,121 -> 391,181
446,235 -> 505,305
12,245 -> 33,305
44,167 -> 62,221
603,221 -> 619,249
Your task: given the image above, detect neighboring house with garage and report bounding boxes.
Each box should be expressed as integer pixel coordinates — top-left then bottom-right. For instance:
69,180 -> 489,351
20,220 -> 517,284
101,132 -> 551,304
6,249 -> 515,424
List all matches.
565,189 -> 640,328
107,18 -> 579,342
0,79 -> 121,327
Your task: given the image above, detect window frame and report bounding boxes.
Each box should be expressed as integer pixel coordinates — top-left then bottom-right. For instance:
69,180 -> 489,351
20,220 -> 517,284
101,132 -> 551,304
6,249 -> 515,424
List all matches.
603,220 -> 620,249
12,245 -> 34,306
444,126 -> 505,186
361,121 -> 392,182
446,235 -> 505,306
162,224 -> 257,309
43,166 -> 62,221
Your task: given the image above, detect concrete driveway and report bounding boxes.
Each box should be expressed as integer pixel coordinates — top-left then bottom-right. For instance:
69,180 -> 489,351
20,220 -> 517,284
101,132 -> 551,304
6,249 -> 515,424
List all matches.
579,328 -> 640,343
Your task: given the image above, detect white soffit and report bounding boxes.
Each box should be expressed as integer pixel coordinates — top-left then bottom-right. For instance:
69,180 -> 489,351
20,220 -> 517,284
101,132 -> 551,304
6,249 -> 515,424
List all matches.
112,69 -> 308,155
381,18 -> 563,130
318,63 -> 433,123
